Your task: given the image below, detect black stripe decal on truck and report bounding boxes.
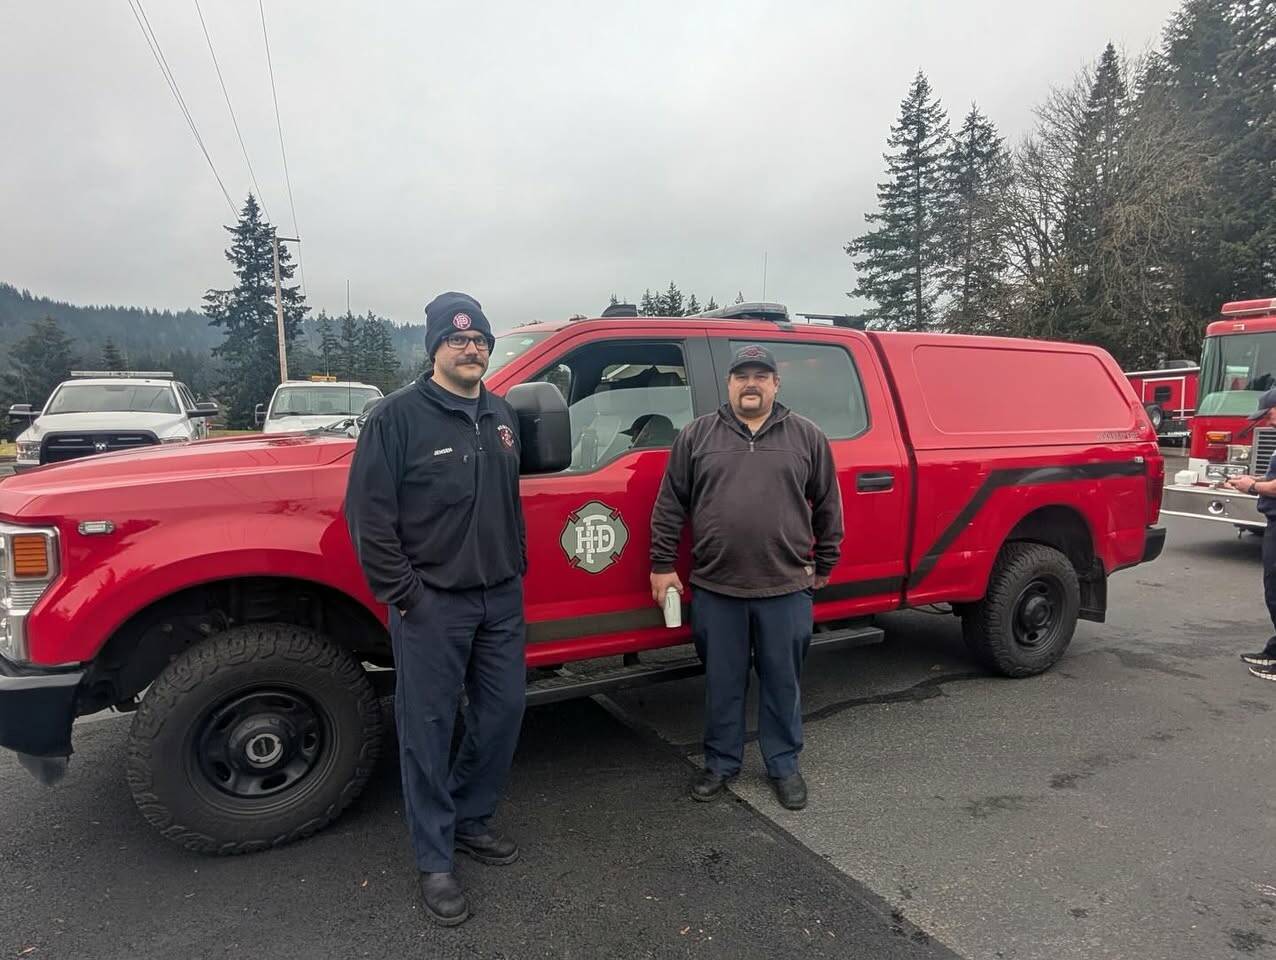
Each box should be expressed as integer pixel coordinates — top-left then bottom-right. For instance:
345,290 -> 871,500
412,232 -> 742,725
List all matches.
906,460 -> 1148,589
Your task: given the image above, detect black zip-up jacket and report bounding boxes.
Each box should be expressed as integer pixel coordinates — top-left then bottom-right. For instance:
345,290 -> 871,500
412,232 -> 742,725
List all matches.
344,376 -> 526,612
650,402 -> 843,598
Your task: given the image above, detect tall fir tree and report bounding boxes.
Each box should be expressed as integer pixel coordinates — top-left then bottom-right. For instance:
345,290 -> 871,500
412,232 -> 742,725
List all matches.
101,337 -> 128,371
204,195 -> 307,427
847,71 -> 951,331
1,317 -> 77,410
659,282 -> 684,317
639,289 -> 661,316
316,312 -> 340,376
358,313 -> 402,392
938,105 -> 1013,333
706,297 -> 720,311
338,311 -> 361,381
685,294 -> 701,315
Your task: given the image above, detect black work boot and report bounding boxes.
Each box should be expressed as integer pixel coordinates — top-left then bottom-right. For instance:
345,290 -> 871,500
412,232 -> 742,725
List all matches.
770,772 -> 808,810
690,768 -> 731,802
455,831 -> 520,866
419,872 -> 468,926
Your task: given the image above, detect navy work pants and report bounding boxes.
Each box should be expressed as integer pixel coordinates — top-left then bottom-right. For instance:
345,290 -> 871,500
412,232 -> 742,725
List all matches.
1264,523 -> 1276,650
692,587 -> 813,779
389,577 -> 526,874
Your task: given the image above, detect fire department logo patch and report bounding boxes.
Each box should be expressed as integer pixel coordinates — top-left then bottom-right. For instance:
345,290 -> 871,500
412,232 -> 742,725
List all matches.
559,501 -> 629,574
740,345 -> 766,359
497,424 -> 515,448
452,312 -> 472,330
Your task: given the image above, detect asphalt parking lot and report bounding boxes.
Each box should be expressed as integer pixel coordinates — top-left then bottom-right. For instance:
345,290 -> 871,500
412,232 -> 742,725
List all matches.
2,462 -> 1275,959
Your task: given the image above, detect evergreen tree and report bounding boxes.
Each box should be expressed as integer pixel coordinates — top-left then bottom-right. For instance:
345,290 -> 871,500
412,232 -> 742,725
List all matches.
338,311 -> 361,381
101,337 -> 128,371
938,105 -> 1013,333
659,282 -> 684,317
316,312 -> 340,376
706,297 -> 719,311
847,71 -> 951,331
358,313 -> 401,392
203,195 -> 307,428
1,317 -> 77,410
686,294 -> 701,315
734,291 -> 745,304
639,289 -> 661,316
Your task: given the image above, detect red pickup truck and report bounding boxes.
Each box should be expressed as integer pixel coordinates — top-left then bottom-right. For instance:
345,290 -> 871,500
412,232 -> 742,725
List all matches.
0,303 -> 1165,852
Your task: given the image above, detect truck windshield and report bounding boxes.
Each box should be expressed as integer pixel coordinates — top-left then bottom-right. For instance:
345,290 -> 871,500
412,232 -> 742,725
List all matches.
45,383 -> 179,415
485,332 -> 549,379
1197,333 -> 1276,415
270,386 -> 381,417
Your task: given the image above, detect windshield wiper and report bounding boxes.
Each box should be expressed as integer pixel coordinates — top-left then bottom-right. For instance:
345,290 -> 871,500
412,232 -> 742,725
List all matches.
305,415 -> 366,436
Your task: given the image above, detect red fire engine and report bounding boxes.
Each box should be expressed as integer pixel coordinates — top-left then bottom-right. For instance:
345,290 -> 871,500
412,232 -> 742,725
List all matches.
1161,297 -> 1276,530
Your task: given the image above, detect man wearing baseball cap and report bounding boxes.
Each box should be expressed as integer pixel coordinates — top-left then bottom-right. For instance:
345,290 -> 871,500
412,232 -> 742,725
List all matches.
650,344 -> 843,809
1224,386 -> 1276,680
346,291 -> 527,925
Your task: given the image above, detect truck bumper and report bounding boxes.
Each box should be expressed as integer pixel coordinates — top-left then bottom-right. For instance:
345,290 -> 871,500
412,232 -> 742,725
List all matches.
0,656 -> 83,765
1161,484 -> 1266,529
1143,526 -> 1166,563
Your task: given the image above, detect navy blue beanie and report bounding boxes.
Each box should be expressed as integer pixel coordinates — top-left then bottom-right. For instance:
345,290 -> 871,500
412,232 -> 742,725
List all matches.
424,291 -> 494,357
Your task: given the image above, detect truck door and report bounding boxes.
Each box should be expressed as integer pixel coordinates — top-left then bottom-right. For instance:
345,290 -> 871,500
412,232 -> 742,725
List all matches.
517,329 -> 718,659
708,333 -> 910,619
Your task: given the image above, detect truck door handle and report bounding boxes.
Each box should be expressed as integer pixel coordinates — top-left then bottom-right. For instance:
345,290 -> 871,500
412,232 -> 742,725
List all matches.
856,471 -> 895,492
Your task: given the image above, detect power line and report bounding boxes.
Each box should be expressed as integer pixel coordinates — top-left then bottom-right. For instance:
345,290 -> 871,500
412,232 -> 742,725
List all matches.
125,0 -> 237,217
259,0 -> 305,294
193,0 -> 269,221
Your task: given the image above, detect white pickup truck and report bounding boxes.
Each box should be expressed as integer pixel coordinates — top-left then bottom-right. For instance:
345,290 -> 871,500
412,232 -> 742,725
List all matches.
8,371 -> 217,473
255,378 -> 384,434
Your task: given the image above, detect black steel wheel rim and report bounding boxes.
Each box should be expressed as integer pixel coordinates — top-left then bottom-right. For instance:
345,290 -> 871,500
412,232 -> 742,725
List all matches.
194,688 -> 329,801
1012,577 -> 1065,650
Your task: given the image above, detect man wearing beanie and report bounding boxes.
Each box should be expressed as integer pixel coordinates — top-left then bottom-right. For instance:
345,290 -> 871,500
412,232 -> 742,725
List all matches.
345,291 -> 527,926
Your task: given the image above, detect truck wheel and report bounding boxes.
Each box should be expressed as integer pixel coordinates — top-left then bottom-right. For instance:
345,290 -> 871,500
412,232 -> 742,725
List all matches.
1143,403 -> 1164,432
126,624 -> 382,854
961,543 -> 1080,678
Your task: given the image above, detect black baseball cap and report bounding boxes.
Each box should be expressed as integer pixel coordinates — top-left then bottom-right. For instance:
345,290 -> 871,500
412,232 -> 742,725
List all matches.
1248,387 -> 1276,421
728,344 -> 777,374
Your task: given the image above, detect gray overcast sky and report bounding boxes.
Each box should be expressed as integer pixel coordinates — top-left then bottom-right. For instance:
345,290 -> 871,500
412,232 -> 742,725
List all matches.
1,0 -> 1180,333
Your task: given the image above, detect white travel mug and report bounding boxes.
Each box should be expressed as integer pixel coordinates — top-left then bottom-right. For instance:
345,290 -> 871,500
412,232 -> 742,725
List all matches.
663,586 -> 681,628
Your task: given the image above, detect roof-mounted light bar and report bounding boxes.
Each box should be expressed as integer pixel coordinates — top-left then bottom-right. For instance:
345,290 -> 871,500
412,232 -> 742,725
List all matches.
1221,298 -> 1276,317
693,301 -> 791,323
70,370 -> 174,379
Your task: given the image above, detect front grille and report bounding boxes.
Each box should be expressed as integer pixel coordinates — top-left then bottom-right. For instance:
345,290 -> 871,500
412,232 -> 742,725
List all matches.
1252,428 -> 1276,477
41,431 -> 159,464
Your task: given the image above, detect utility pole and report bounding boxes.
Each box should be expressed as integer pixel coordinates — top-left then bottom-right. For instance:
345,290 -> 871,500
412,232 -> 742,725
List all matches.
272,229 -> 300,384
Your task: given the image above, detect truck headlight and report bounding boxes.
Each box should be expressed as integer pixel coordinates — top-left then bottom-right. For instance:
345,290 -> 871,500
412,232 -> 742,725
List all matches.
0,523 -> 60,664
1206,463 -> 1246,481
16,441 -> 40,462
1229,444 -> 1252,464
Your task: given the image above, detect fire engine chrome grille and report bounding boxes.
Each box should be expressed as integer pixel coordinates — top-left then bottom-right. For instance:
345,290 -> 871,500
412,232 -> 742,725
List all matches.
41,431 -> 160,464
1252,428 -> 1276,477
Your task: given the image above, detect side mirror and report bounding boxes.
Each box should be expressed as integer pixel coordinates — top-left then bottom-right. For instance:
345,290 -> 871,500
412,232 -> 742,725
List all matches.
8,404 -> 38,422
191,401 -> 219,418
505,382 -> 571,474
254,403 -> 266,426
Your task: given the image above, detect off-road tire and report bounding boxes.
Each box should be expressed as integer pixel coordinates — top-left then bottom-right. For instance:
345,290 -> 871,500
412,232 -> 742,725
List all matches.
961,543 -> 1080,678
126,623 -> 381,854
